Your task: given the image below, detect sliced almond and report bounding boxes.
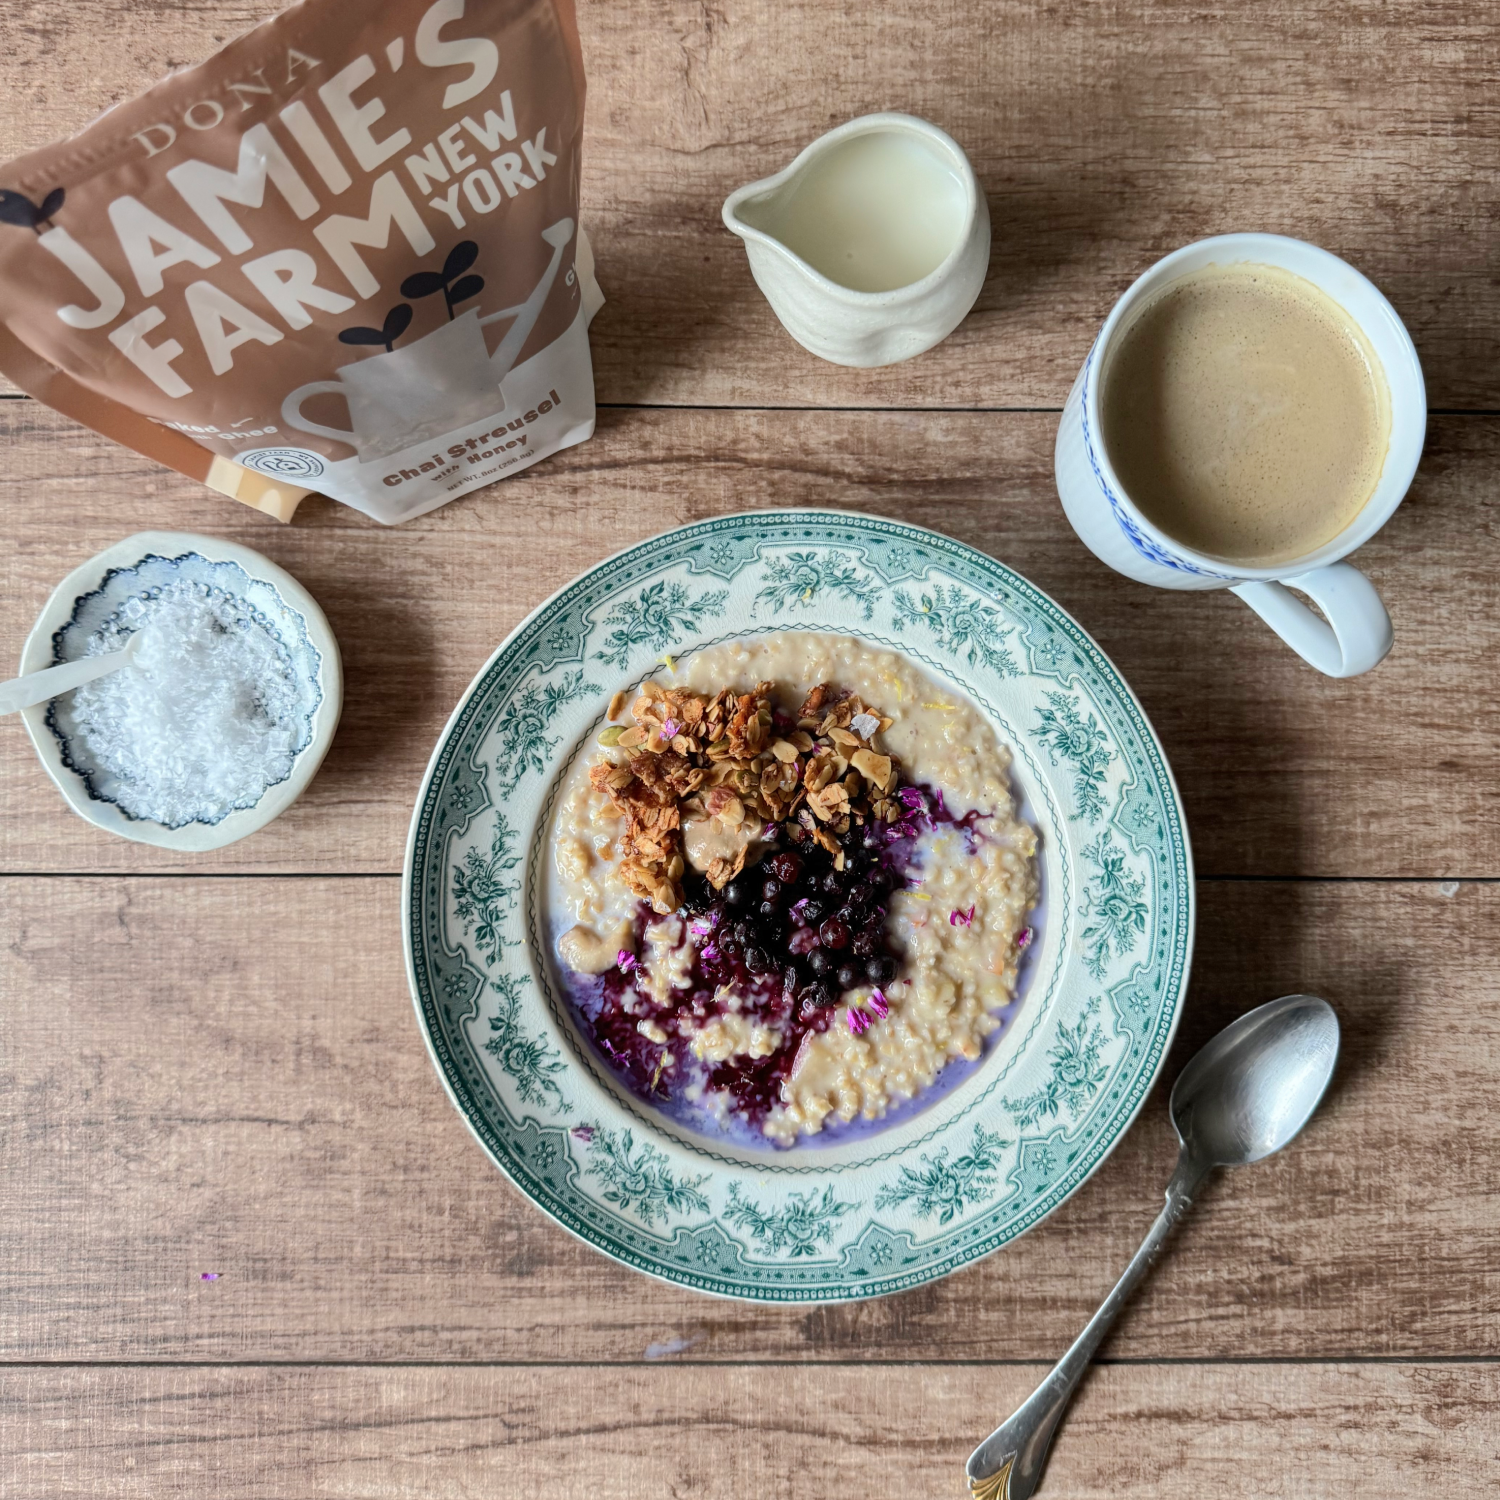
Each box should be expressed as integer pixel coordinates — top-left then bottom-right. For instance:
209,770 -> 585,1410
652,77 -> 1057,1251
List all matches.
607,690 -> 627,721
806,782 -> 850,823
851,748 -> 894,791
617,725 -> 647,748
771,738 -> 799,762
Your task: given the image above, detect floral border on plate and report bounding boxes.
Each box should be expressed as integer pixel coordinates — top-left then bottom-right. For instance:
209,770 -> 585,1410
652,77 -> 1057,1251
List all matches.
404,510 -> 1193,1301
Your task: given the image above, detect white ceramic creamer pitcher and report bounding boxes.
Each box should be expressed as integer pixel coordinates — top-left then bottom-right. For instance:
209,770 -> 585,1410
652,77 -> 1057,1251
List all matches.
722,113 -> 989,367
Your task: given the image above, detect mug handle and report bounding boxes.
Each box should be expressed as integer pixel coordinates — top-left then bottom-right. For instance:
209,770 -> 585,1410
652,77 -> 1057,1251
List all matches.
281,380 -> 356,446
1231,563 -> 1392,678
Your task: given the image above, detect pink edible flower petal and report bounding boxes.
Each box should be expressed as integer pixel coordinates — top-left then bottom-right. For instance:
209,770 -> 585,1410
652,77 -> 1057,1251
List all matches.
616,950 -> 637,972
897,785 -> 925,811
570,1125 -> 595,1143
847,1008 -> 871,1036
200,1273 -> 220,1281
1017,926 -> 1034,951
660,718 -> 680,738
949,905 -> 976,927
867,988 -> 889,1019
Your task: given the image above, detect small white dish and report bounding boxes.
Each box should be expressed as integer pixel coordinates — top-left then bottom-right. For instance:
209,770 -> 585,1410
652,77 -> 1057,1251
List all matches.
722,112 -> 990,367
18,531 -> 343,851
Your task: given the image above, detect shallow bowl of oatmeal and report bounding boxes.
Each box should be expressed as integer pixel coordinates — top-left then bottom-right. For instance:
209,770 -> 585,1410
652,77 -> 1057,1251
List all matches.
404,510 -> 1193,1301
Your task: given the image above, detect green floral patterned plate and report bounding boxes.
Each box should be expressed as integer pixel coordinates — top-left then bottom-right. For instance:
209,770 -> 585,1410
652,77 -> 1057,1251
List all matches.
403,511 -> 1193,1300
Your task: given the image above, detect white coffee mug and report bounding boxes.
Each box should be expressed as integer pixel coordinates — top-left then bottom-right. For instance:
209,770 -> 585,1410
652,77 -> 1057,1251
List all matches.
1054,233 -> 1426,677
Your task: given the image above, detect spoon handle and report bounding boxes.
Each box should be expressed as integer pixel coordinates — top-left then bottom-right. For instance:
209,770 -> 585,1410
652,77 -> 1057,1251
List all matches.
965,1154 -> 1209,1500
0,639 -> 139,717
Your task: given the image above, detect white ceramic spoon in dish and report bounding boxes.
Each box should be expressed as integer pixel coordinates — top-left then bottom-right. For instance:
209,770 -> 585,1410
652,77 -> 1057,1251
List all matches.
0,632 -> 142,716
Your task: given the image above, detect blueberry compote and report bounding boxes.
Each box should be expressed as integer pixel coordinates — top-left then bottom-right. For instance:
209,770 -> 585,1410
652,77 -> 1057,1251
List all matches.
566,782 -> 983,1143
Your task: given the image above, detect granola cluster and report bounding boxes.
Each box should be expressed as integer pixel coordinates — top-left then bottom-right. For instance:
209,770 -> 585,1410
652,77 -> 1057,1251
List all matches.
589,678 -> 901,915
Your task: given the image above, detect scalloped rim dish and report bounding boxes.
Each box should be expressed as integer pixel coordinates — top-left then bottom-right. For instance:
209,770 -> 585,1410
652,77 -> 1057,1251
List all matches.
20,531 -> 343,851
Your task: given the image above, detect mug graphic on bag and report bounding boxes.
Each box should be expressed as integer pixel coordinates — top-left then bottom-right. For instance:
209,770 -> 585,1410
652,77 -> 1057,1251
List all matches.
282,219 -> 573,462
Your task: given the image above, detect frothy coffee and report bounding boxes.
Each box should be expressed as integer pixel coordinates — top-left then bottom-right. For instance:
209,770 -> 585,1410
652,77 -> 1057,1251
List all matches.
1100,262 -> 1391,567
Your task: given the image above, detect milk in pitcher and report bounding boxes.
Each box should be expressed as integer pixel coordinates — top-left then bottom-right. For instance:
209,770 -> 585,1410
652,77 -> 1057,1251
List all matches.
745,131 -> 968,292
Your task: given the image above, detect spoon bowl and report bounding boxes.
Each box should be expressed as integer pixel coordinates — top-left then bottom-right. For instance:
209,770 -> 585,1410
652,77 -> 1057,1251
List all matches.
1171,993 -> 1340,1169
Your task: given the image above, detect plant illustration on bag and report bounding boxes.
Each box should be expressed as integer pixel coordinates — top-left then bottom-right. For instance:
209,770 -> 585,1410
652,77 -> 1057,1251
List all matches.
0,185 -> 64,234
338,303 -> 414,354
401,240 -> 486,321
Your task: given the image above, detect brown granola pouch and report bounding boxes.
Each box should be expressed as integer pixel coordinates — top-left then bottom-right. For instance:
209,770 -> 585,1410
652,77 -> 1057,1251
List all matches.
0,0 -> 602,523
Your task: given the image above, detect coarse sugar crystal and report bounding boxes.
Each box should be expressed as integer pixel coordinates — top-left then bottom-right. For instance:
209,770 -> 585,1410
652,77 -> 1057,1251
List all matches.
62,577 -> 306,827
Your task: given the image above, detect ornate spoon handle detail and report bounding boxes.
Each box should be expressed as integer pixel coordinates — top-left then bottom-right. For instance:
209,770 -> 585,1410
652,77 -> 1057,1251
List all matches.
965,1156 -> 1207,1500
967,1457 -> 1013,1500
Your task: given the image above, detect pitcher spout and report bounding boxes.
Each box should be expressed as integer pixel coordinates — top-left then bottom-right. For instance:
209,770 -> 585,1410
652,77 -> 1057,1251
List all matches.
721,173 -> 798,255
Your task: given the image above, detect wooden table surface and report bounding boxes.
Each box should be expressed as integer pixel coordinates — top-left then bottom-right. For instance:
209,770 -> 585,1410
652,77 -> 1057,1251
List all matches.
2,2 -> 1498,1495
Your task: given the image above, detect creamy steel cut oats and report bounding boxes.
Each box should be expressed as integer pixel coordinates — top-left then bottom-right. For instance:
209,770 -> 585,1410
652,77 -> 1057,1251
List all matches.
550,633 -> 1038,1146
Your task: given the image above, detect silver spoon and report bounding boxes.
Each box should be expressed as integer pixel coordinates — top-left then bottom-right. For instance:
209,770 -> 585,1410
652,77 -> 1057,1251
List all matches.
0,632 -> 142,717
966,993 -> 1340,1500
